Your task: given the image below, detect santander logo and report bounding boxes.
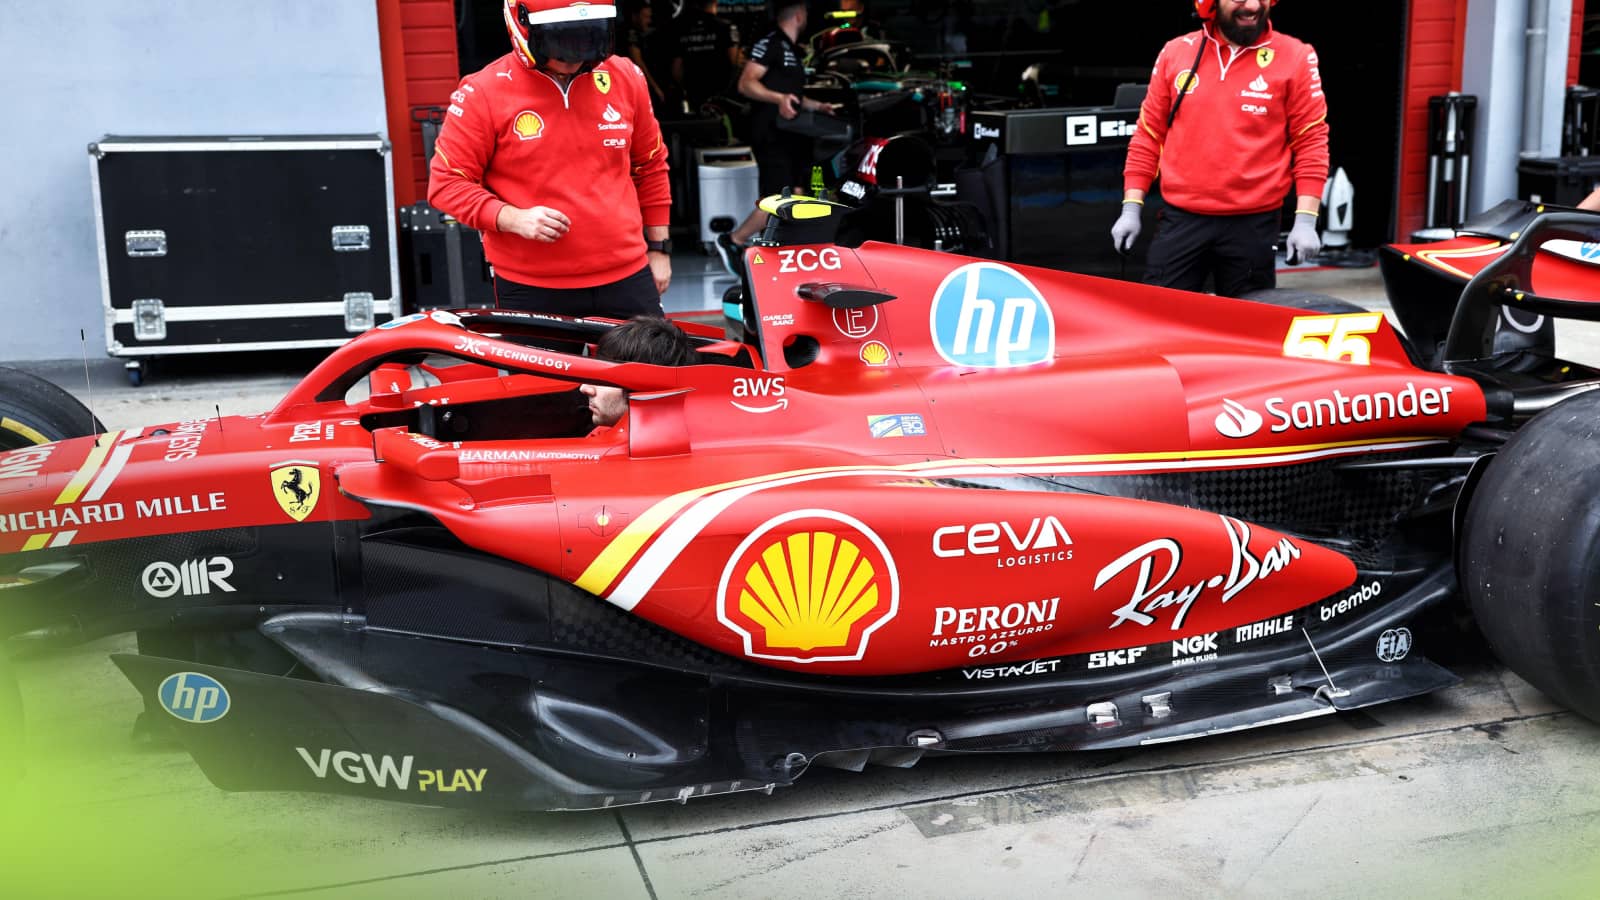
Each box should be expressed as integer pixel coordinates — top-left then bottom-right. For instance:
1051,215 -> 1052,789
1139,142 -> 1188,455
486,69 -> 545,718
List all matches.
1215,399 -> 1264,438
1249,75 -> 1268,92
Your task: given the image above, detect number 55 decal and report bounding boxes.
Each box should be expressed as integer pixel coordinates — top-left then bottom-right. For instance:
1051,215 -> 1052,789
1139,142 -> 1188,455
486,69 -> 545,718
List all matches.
1282,313 -> 1385,365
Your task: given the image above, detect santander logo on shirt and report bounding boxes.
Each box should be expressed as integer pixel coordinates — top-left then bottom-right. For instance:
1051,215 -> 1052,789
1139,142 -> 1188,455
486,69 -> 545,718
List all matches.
1241,74 -> 1273,100
599,104 -> 628,131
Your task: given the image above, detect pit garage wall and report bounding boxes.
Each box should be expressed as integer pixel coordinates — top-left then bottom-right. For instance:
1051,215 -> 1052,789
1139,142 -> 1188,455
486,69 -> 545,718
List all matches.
1397,0 -> 1585,239
0,1 -> 388,363
379,0 -> 462,206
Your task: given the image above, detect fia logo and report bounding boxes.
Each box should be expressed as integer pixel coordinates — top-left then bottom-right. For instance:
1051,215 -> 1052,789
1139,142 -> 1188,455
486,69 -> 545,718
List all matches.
142,557 -> 237,598
158,672 -> 230,723
1377,627 -> 1412,662
929,263 -> 1054,368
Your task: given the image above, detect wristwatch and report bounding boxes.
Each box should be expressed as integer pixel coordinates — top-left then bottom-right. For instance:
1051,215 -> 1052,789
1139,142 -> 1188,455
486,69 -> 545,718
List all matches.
645,239 -> 674,254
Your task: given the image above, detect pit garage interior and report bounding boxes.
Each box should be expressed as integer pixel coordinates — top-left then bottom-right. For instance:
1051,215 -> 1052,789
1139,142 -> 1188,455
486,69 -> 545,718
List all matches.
7,3 -> 1600,898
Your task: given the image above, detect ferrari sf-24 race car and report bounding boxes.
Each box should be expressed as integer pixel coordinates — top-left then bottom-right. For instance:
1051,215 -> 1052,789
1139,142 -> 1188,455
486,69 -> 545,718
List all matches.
3,197 -> 1599,811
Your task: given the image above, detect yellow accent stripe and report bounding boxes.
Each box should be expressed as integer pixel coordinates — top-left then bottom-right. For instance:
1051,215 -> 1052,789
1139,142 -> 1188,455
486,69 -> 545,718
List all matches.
0,417 -> 49,445
1414,240 -> 1504,280
574,435 -> 1436,596
53,430 -> 121,506
1294,115 -> 1327,138
22,534 -> 50,552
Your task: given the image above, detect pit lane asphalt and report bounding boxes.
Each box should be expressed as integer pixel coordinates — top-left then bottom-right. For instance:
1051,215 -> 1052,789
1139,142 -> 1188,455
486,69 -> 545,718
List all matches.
10,265 -> 1600,899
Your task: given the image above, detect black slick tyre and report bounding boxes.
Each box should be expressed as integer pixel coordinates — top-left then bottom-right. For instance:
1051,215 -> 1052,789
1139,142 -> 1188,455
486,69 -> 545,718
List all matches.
1460,390 -> 1600,722
0,366 -> 105,451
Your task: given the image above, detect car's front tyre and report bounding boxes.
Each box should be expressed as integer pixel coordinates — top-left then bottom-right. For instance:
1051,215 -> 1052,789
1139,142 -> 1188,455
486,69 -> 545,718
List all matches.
0,366 -> 106,451
1460,389 -> 1600,721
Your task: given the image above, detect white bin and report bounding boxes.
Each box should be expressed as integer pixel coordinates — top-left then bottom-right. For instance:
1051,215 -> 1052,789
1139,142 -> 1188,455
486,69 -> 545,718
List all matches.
696,146 -> 759,249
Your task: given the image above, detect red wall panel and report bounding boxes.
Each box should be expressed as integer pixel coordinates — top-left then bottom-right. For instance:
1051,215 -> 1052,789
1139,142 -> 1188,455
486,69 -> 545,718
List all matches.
379,0 -> 463,206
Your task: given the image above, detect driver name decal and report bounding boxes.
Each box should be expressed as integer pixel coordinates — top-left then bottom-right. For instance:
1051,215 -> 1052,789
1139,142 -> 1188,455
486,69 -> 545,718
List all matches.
717,509 -> 899,664
1094,515 -> 1301,630
930,262 -> 1054,368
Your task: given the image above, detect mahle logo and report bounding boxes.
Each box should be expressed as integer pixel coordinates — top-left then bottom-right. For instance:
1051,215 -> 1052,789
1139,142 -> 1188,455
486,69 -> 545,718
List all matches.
929,262 -> 1054,368
158,672 -> 230,723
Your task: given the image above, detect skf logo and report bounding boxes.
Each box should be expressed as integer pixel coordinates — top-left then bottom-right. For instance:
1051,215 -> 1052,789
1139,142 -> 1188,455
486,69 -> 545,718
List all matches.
1283,313 -> 1384,365
270,463 -> 320,522
777,247 -> 841,273
593,70 -> 612,93
158,672 -> 230,723
513,110 -> 545,140
732,376 -> 787,413
859,341 -> 891,366
1174,70 -> 1199,94
930,262 -> 1054,368
1256,48 -> 1275,68
142,557 -> 236,598
717,510 -> 899,663
1088,647 -> 1146,669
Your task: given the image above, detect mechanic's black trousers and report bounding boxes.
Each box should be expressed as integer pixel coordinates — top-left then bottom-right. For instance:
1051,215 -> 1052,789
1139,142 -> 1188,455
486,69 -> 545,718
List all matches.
494,265 -> 662,319
1143,205 -> 1280,298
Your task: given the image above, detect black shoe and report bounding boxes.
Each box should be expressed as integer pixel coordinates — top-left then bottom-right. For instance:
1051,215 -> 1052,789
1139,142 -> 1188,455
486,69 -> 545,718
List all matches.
714,233 -> 744,278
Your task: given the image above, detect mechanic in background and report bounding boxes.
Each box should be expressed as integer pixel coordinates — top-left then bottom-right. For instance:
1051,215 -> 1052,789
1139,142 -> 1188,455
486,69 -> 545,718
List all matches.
429,0 -> 673,319
582,316 -> 700,430
1110,0 -> 1329,297
669,0 -> 742,112
716,0 -> 840,275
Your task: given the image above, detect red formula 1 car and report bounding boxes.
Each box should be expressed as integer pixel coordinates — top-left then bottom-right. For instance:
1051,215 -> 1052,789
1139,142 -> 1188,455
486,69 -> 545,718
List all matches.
3,196 -> 1599,810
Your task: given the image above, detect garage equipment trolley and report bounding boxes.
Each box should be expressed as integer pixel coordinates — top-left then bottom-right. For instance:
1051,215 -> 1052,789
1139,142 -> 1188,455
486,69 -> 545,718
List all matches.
88,134 -> 399,385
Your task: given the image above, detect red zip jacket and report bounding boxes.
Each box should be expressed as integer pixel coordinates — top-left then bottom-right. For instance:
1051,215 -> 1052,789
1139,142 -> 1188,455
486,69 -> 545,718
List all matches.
428,53 -> 671,289
1123,24 -> 1329,216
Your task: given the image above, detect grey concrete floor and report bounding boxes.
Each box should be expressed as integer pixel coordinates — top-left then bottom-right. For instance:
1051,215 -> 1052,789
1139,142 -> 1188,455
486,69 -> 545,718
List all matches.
8,258 -> 1600,898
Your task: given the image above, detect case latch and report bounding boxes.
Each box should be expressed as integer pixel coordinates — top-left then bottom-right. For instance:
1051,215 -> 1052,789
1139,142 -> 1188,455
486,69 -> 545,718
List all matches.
125,230 -> 168,257
344,292 -> 375,332
132,298 -> 167,341
331,225 -> 372,252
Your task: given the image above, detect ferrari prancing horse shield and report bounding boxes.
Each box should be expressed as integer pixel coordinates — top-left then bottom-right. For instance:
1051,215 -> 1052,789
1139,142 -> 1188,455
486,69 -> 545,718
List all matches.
270,463 -> 320,522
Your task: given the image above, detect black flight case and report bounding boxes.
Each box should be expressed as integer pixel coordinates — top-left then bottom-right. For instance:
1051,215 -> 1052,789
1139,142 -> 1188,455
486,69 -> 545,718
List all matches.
88,134 -> 399,385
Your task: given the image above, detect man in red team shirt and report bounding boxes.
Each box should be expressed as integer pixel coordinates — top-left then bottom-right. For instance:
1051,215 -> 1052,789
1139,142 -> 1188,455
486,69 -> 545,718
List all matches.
1111,0 -> 1329,296
429,0 -> 673,318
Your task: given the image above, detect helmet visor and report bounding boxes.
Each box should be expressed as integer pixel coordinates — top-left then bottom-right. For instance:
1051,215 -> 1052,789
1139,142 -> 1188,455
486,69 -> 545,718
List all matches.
531,20 -> 616,64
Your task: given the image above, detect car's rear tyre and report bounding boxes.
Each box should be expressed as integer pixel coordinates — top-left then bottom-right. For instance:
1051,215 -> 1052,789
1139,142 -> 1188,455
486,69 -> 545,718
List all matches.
0,366 -> 105,451
1460,390 -> 1600,722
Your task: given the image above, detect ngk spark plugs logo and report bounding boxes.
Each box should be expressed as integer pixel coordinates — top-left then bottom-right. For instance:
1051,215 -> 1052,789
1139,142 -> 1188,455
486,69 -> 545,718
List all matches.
930,263 -> 1054,368
1093,515 -> 1301,630
717,510 -> 899,663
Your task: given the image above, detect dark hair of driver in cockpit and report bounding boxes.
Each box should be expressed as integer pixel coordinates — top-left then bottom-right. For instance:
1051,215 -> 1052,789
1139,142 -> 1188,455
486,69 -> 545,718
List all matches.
594,315 -> 699,367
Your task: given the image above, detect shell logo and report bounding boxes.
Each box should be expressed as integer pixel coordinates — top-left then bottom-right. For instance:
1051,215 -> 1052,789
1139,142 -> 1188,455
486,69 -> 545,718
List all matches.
717,510 -> 899,663
1173,70 -> 1199,94
513,110 -> 545,140
859,341 -> 891,366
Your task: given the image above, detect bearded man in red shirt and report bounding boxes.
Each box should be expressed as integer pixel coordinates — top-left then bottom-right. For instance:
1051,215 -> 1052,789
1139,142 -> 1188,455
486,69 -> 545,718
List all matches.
429,0 -> 673,318
1111,0 -> 1329,297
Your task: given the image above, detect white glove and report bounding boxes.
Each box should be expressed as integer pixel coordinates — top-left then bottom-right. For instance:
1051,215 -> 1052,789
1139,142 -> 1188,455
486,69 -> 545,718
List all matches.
1110,202 -> 1143,254
1286,211 -> 1321,264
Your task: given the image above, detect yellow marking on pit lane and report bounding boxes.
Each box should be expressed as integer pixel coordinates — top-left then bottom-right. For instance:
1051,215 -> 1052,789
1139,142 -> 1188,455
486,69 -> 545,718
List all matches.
21,534 -> 51,552
575,435 -> 1441,596
53,430 -> 122,506
0,417 -> 50,445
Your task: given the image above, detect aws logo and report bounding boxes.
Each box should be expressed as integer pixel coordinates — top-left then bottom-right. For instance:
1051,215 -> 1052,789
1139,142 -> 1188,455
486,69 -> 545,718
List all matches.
929,262 -> 1054,368
513,110 -> 545,140
731,376 -> 786,413
717,510 -> 899,663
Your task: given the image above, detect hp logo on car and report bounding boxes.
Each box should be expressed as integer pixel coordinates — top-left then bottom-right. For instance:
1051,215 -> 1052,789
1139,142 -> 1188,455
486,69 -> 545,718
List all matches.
930,263 -> 1055,368
158,672 -> 231,723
